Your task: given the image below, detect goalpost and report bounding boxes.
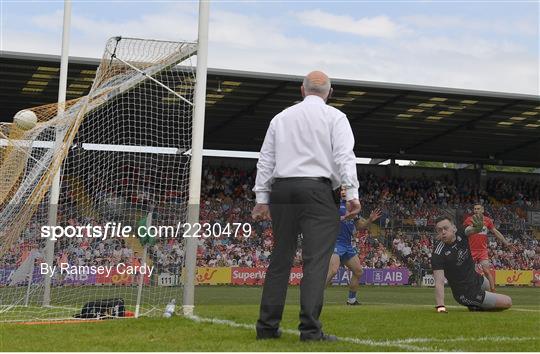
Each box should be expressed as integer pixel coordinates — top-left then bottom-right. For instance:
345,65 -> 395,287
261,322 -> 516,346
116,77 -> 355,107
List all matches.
43,0 -> 72,308
182,0 -> 209,318
0,1 -> 209,322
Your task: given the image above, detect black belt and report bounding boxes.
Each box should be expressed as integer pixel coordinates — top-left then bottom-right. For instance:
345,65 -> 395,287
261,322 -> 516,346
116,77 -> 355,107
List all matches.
274,177 -> 332,185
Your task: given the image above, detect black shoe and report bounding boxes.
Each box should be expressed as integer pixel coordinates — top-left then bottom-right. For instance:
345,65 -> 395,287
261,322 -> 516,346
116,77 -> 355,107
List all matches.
346,300 -> 361,306
256,329 -> 282,340
300,333 -> 338,342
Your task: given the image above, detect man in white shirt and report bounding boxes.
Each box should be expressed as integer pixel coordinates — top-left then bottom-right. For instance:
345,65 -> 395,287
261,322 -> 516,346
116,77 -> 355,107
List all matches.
252,70 -> 361,342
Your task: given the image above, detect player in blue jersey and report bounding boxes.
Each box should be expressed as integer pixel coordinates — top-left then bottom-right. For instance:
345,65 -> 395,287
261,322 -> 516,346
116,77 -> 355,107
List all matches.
326,187 -> 381,305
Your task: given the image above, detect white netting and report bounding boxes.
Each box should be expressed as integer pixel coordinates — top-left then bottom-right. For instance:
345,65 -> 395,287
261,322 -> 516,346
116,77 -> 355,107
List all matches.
0,37 -> 197,322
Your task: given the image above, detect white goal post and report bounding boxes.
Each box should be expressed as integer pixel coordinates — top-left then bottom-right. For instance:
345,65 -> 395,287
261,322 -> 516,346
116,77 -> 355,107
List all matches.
182,0 -> 210,318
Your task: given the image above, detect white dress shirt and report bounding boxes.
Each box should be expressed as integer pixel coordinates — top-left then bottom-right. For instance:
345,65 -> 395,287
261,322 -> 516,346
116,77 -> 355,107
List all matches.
253,95 -> 359,203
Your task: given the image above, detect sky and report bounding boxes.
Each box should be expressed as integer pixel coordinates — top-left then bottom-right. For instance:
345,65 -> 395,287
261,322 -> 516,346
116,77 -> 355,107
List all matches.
1,0 -> 538,96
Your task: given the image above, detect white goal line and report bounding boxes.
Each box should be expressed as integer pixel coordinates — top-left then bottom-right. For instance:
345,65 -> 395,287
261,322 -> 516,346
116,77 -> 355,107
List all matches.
185,314 -> 434,351
186,314 -> 536,351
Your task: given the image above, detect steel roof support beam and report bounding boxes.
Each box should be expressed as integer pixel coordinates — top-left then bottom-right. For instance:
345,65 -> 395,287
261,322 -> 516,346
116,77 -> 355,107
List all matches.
204,81 -> 289,138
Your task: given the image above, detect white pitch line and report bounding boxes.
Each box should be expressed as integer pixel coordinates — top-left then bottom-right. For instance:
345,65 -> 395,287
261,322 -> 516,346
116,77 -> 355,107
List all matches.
186,315 -> 538,351
333,334 -> 438,351
509,308 -> 540,312
391,336 -> 537,344
355,302 -> 540,313
186,315 -> 446,351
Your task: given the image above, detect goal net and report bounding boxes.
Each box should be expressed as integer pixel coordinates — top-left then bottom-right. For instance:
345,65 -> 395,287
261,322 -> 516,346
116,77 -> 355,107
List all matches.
0,37 -> 197,322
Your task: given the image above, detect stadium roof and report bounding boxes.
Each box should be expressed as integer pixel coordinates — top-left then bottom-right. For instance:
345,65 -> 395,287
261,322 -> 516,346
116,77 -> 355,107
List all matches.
1,51 -> 539,167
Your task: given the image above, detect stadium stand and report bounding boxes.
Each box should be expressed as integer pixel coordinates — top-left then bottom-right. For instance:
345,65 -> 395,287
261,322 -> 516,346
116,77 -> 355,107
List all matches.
2,164 -> 538,282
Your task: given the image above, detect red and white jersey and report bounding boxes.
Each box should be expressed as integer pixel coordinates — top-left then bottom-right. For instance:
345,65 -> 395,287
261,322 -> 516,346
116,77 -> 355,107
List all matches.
463,215 -> 495,251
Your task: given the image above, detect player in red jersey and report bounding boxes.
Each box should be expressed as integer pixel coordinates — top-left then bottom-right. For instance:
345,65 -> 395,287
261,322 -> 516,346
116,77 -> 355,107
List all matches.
463,204 -> 515,292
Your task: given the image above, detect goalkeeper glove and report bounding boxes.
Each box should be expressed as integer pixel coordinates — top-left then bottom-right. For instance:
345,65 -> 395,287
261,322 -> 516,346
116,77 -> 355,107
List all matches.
472,214 -> 484,233
435,305 -> 448,313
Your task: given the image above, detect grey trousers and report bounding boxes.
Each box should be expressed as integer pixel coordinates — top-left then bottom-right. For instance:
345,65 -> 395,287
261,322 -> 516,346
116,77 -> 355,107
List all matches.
256,178 -> 340,340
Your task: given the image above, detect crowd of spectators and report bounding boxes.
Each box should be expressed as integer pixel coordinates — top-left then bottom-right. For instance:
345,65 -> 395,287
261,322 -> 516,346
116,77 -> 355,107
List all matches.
192,167 -> 540,273
488,229 -> 539,270
2,165 -> 539,279
487,177 -> 540,207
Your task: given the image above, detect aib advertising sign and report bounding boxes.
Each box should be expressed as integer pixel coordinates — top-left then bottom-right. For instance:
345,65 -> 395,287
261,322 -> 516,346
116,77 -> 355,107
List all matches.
331,268 -> 409,285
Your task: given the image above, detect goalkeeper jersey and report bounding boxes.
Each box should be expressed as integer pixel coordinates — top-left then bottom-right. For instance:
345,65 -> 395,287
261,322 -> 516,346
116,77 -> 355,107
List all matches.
431,234 -> 483,300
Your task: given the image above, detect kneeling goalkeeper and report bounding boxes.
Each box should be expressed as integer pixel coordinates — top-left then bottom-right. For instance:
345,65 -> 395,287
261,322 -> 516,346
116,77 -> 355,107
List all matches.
431,216 -> 512,313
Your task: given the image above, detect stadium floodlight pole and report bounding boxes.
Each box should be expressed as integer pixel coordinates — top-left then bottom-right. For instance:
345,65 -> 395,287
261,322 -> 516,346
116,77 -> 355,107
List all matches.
182,0 -> 210,317
43,0 -> 71,307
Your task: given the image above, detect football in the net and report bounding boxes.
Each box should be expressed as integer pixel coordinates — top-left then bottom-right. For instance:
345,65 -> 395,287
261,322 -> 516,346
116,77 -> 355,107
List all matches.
13,109 -> 38,130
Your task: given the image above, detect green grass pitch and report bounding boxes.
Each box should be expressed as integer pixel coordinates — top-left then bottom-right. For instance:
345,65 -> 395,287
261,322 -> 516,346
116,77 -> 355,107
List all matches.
1,286 -> 539,351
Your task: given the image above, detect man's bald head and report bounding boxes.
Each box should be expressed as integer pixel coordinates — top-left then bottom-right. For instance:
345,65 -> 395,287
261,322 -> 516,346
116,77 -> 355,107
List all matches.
302,70 -> 332,101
